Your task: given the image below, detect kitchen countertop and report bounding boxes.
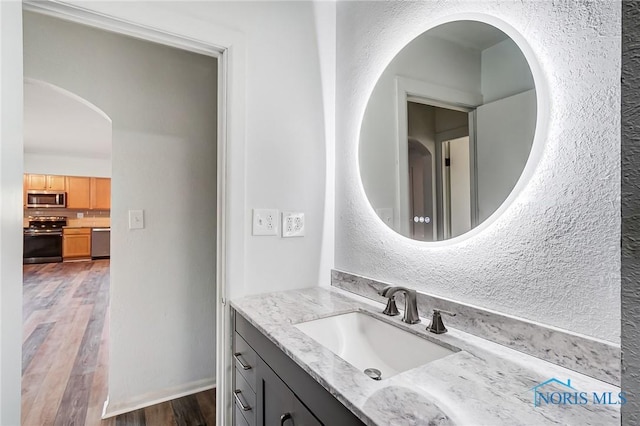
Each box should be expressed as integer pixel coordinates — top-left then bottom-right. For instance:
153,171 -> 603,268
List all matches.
22,217 -> 110,228
62,226 -> 110,229
231,288 -> 620,425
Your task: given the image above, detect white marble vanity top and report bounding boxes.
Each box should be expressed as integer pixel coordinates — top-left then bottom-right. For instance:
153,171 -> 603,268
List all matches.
231,287 -> 620,426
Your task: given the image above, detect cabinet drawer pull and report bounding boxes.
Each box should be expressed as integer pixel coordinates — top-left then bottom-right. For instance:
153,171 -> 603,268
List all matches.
280,412 -> 292,425
234,352 -> 252,370
233,389 -> 251,411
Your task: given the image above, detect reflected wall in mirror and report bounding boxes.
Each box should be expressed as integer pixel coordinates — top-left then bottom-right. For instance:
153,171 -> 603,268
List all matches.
359,20 -> 537,241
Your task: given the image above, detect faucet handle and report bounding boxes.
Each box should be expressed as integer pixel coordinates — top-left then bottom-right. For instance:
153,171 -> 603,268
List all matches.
382,296 -> 400,316
427,309 -> 456,334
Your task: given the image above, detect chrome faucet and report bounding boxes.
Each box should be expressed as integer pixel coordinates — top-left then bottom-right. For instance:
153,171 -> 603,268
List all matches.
378,286 -> 420,324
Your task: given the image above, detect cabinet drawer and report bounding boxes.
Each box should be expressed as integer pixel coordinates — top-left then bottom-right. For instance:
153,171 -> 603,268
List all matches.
63,228 -> 91,235
234,333 -> 257,391
234,404 -> 250,426
234,369 -> 256,426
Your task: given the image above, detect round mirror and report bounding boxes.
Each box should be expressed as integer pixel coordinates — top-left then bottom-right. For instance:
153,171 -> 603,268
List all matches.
359,20 -> 538,242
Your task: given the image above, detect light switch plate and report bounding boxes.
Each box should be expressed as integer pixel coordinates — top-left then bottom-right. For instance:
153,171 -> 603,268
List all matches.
128,209 -> 144,229
282,212 -> 305,237
252,209 -> 278,236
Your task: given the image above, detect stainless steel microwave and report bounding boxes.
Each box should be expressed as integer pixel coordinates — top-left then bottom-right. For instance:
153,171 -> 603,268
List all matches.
26,191 -> 66,208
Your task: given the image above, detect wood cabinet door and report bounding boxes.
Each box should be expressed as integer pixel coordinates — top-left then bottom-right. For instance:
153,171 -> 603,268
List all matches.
91,178 -> 111,210
26,174 -> 47,190
66,177 -> 91,209
47,175 -> 66,190
63,233 -> 91,258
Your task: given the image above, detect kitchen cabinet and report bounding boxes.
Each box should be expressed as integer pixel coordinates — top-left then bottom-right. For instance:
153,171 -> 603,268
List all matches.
91,178 -> 111,210
22,174 -> 111,211
65,177 -> 91,209
26,174 -> 66,191
233,311 -> 363,426
62,228 -> 91,260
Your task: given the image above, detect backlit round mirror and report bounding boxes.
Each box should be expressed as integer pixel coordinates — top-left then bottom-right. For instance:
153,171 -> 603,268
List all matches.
359,20 -> 538,241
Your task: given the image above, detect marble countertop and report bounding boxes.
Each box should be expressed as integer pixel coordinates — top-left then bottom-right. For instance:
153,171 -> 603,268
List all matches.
231,287 -> 620,426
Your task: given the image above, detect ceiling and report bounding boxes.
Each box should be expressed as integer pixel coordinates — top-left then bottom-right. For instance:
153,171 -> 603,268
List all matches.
427,20 -> 510,51
23,79 -> 112,158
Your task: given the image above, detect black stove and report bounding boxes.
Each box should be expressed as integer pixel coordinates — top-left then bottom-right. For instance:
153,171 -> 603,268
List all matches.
23,216 -> 67,264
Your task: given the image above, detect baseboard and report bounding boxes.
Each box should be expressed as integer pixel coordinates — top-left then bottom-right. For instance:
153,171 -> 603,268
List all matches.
101,378 -> 216,419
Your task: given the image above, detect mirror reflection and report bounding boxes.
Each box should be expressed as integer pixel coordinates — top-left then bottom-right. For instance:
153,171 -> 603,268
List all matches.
359,20 -> 537,241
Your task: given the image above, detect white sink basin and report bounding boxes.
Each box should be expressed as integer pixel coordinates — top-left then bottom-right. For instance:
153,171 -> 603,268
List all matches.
294,311 -> 456,380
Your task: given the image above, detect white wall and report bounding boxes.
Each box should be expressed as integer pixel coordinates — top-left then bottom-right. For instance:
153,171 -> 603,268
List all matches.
481,38 -> 535,103
135,1 -> 329,298
0,2 -> 24,425
476,89 -> 536,222
24,153 -> 111,177
23,11 -> 218,411
336,1 -> 620,343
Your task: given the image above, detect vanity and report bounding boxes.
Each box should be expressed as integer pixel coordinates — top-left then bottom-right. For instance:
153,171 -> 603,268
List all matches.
232,308 -> 363,426
231,287 -> 619,425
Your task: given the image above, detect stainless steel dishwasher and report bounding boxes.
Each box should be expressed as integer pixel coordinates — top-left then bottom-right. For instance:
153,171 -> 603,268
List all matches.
91,228 -> 110,259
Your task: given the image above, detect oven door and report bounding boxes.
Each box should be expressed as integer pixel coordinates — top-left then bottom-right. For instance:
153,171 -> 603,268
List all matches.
23,231 -> 63,264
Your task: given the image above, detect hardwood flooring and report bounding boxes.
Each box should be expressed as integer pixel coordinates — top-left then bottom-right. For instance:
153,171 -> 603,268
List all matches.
22,260 -> 216,426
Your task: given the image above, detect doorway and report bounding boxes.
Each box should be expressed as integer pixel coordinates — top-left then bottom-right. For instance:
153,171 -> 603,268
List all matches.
21,7 -> 221,424
406,100 -> 475,241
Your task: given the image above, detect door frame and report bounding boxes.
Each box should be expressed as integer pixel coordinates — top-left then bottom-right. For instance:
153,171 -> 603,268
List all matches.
21,2 -> 241,424
396,76 -> 480,240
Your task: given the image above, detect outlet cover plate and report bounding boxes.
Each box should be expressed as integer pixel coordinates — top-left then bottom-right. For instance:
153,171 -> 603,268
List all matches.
282,212 -> 305,237
253,208 -> 278,236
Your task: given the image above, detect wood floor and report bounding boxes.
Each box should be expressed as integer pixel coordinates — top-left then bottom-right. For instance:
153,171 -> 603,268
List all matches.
22,260 -> 216,426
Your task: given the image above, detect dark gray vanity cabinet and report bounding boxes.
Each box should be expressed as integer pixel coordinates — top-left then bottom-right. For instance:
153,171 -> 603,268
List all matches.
260,356 -> 321,426
233,310 -> 364,426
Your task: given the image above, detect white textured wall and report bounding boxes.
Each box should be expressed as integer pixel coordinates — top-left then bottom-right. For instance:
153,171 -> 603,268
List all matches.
336,1 -> 621,343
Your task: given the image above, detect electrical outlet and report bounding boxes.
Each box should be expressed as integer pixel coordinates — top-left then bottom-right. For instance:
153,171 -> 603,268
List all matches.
282,212 -> 305,237
252,209 -> 278,236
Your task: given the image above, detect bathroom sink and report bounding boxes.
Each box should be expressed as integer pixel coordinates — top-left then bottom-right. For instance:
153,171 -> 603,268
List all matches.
294,311 -> 456,380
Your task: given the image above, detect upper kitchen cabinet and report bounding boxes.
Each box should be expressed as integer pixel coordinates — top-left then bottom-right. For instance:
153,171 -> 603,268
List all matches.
66,176 -> 91,209
91,178 -> 111,210
26,174 -> 66,191
23,174 -> 110,210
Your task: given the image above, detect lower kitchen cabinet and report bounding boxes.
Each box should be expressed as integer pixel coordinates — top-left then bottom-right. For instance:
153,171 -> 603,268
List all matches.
62,228 -> 91,260
233,311 -> 363,426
